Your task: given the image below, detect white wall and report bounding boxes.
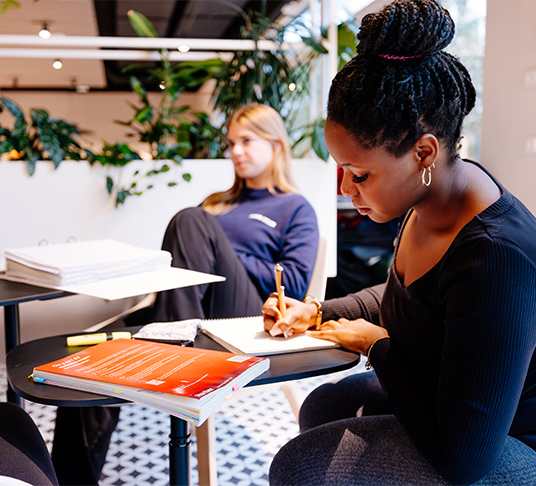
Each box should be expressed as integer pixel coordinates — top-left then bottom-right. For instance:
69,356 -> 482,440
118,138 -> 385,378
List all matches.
0,158 -> 336,263
481,0 -> 536,213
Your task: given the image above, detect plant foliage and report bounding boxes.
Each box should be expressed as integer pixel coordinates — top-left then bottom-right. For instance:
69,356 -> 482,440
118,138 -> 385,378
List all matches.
210,1 -> 300,118
92,10 -> 228,205
0,97 -> 84,175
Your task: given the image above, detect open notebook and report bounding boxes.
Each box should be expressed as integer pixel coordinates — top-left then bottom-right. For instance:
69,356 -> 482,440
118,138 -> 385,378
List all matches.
200,315 -> 339,356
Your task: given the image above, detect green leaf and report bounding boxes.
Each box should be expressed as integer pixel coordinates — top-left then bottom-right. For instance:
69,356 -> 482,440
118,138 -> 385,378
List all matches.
115,189 -> 129,207
90,142 -> 141,167
135,105 -> 154,123
0,139 -> 15,154
0,97 -> 24,119
311,119 -> 329,161
167,182 -> 178,187
127,10 -> 158,38
25,159 -> 36,176
129,77 -> 149,104
337,22 -> 358,69
31,109 -> 63,167
106,176 -> 114,194
0,0 -> 21,15
182,173 -> 192,182
301,35 -> 328,54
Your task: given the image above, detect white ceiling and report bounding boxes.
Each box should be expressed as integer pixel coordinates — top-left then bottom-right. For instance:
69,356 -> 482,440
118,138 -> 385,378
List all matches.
0,0 -> 106,90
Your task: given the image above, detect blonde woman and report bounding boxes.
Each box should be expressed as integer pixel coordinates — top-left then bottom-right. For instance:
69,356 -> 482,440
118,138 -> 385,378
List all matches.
147,103 -> 319,322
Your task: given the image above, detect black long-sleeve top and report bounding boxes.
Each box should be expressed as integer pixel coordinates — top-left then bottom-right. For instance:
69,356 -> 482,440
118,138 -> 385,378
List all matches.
322,163 -> 536,484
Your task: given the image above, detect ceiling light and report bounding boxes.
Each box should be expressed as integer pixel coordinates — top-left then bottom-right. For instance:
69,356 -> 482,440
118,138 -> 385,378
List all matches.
178,45 -> 190,53
52,59 -> 63,70
39,23 -> 51,39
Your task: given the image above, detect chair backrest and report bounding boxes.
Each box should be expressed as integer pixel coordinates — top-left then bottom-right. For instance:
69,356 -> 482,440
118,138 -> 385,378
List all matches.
306,235 -> 328,300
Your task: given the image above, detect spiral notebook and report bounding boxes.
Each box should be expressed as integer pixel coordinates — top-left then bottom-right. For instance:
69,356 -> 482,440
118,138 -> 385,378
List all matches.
200,315 -> 339,356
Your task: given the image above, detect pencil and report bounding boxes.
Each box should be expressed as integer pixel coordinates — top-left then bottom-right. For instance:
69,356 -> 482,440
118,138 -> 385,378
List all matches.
274,264 -> 286,318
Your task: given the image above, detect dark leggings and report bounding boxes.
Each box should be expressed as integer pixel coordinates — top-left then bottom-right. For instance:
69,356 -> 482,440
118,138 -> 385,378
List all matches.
271,372 -> 536,485
299,370 -> 391,432
135,206 -> 264,323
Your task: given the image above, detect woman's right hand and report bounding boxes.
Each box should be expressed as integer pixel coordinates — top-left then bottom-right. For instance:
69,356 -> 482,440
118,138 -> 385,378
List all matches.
262,292 -> 319,337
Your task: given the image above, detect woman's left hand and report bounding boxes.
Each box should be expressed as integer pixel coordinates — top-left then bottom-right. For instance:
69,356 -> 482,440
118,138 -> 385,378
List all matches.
306,318 -> 389,355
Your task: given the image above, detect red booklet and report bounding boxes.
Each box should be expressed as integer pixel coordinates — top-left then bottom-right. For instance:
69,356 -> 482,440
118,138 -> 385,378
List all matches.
32,338 -> 269,425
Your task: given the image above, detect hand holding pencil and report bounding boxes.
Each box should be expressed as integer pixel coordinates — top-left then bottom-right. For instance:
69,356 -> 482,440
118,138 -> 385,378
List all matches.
263,263 -> 317,338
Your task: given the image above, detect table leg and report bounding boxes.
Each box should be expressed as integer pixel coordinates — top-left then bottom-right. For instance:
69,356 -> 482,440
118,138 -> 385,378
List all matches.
196,415 -> 217,485
169,415 -> 191,486
4,304 -> 21,405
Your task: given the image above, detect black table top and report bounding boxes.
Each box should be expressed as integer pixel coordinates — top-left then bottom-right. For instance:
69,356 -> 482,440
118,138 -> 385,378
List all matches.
6,327 -> 361,407
0,278 -> 68,306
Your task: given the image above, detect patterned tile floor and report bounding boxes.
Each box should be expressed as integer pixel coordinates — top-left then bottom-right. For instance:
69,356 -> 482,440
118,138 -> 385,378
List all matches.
1,359 -> 365,485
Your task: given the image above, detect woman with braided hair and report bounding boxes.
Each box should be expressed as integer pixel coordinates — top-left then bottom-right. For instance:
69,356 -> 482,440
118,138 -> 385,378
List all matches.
263,0 -> 536,484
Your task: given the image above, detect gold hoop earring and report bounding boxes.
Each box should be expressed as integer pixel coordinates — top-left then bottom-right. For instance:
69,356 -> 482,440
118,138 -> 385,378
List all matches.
422,167 -> 432,187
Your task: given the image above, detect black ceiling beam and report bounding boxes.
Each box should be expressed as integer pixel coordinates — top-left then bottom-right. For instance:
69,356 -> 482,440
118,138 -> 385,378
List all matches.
94,1 -> 120,90
164,0 -> 189,38
94,0 -> 116,36
222,0 -> 289,38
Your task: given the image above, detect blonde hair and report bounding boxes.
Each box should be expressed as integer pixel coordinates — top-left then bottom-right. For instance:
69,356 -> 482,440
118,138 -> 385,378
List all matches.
202,104 -> 297,215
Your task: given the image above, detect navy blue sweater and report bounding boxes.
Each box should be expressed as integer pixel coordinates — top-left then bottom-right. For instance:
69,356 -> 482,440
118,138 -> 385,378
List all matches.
322,162 -> 536,484
215,187 -> 319,301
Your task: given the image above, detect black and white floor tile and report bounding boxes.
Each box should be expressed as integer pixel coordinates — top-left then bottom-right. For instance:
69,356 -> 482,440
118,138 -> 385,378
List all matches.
1,360 -> 365,485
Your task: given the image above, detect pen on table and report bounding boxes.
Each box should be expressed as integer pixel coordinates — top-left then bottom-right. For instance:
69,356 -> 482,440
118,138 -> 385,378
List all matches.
273,264 -> 288,338
66,331 -> 132,346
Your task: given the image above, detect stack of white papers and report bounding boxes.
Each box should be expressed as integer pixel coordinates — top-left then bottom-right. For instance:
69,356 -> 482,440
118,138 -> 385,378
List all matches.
2,239 -> 226,300
4,239 -> 172,286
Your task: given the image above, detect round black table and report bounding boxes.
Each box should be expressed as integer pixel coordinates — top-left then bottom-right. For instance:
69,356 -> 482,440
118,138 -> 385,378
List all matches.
6,328 -> 361,486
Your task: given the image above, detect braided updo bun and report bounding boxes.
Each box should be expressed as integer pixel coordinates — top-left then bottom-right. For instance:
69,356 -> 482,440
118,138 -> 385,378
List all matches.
357,0 -> 454,57
327,0 -> 476,159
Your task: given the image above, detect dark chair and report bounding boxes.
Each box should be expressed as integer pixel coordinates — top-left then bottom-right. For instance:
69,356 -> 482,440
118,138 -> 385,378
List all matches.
0,402 -> 59,486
